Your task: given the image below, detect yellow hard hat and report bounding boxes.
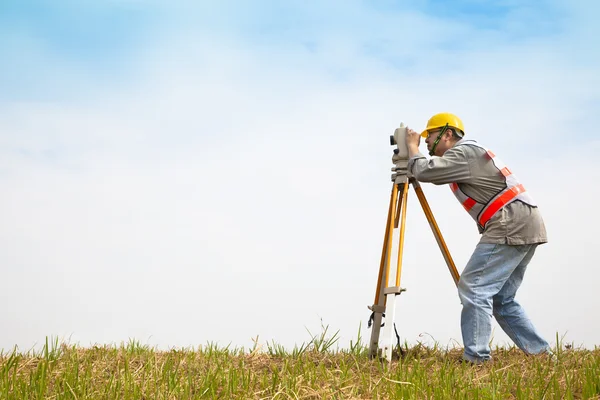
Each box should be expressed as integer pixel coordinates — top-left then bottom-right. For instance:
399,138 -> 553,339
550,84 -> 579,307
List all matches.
420,112 -> 465,138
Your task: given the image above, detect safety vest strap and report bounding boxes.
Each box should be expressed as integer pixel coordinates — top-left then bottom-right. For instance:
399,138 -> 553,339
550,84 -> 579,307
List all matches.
478,184 -> 526,226
450,183 -> 481,212
449,140 -> 535,229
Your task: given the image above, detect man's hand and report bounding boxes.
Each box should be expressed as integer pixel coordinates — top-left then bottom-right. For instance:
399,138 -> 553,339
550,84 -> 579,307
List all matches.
405,127 -> 421,158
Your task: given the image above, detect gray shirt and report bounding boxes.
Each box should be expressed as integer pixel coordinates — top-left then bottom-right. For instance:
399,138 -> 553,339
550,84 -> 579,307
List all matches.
407,139 -> 547,245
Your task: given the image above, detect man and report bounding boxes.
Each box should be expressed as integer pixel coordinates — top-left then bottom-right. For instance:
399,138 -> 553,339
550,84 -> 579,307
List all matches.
404,112 -> 551,364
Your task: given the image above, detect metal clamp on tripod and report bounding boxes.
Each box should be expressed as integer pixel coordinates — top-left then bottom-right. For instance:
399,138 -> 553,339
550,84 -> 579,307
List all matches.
367,122 -> 461,362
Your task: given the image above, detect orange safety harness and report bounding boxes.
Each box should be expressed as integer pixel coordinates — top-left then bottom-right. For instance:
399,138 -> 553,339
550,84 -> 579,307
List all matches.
449,140 -> 536,230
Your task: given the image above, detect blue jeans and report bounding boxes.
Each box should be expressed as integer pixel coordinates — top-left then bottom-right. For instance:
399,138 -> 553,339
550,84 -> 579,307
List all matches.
458,243 -> 550,363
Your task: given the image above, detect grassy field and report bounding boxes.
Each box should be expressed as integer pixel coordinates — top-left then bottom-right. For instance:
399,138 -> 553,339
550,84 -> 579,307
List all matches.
1,330 -> 599,399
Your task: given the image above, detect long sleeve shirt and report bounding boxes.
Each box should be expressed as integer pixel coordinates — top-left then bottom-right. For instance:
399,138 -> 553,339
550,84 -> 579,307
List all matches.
407,140 -> 547,245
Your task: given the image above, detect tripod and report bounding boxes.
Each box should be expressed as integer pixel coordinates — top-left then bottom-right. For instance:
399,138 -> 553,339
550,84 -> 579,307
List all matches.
367,162 -> 461,362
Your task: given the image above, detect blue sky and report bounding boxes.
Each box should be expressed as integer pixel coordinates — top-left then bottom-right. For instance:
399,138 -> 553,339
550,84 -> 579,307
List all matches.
1,1 -> 159,100
1,0 -> 599,352
0,0 -> 581,100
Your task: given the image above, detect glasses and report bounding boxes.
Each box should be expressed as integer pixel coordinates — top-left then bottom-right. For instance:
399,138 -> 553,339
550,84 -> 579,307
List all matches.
425,129 -> 443,139
426,124 -> 450,139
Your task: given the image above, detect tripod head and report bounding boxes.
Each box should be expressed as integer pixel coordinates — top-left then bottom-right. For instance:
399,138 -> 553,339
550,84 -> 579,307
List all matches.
390,122 -> 410,183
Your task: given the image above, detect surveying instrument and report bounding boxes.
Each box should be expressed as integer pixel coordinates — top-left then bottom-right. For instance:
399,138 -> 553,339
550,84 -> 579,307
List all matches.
367,122 -> 461,362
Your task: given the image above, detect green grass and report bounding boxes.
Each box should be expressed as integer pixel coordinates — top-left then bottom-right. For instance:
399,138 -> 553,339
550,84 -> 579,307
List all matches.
1,333 -> 599,399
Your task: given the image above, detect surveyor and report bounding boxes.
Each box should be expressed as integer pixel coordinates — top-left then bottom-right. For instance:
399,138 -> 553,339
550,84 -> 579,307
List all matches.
403,112 -> 551,364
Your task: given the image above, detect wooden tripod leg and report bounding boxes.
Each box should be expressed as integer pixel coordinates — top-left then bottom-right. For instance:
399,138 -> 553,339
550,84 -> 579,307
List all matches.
394,182 -> 409,288
373,183 -> 399,306
380,182 -> 409,362
369,183 -> 399,359
394,181 -> 405,228
411,180 -> 461,286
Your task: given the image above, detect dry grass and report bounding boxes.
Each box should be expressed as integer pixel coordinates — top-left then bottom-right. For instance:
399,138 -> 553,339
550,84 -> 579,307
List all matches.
1,335 -> 599,399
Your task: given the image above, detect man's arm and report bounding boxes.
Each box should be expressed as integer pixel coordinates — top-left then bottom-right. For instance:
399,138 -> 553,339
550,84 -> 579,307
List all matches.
408,142 -> 420,159
408,148 -> 471,184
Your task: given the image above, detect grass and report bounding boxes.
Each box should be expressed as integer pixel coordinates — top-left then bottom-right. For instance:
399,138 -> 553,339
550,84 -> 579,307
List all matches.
1,331 -> 599,399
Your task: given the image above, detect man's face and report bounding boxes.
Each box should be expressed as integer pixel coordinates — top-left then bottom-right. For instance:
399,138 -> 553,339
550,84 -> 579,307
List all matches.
425,128 -> 443,155
424,128 -> 455,156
